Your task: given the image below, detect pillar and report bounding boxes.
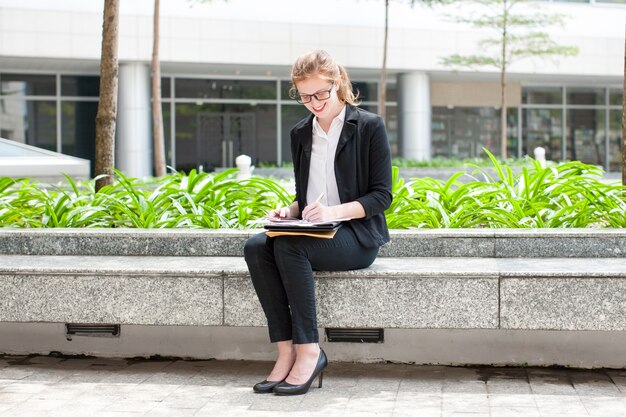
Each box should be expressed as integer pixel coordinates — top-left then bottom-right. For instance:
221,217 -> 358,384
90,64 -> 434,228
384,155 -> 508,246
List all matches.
116,62 -> 152,177
397,72 -> 431,161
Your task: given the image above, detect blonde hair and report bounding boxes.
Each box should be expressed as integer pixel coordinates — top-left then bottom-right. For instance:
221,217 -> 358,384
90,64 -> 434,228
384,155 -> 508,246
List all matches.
289,50 -> 360,106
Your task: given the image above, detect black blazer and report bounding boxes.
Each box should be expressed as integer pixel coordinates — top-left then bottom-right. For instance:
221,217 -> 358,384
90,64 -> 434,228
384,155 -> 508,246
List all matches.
290,105 -> 393,248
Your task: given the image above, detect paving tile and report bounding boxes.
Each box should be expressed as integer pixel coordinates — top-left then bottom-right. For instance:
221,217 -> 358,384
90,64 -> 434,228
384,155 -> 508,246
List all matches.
393,409 -> 442,417
395,392 -> 442,408
579,396 -> 626,416
344,390 -> 398,414
442,392 -> 489,413
143,406 -> 199,416
443,380 -> 487,394
574,380 -> 622,397
0,366 -> 36,380
489,405 -> 541,417
0,391 -> 34,404
0,356 -> 622,417
488,393 -> 537,407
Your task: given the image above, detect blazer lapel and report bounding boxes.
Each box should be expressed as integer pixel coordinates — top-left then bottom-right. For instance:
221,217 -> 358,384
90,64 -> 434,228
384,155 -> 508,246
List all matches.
294,114 -> 314,205
336,105 -> 358,156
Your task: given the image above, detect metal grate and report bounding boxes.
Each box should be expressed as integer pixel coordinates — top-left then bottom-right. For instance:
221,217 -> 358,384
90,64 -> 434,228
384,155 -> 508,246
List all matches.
65,323 -> 120,337
325,328 -> 384,343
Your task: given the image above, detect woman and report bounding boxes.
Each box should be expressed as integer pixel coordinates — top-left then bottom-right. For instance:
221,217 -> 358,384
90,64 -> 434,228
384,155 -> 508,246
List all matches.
244,50 -> 392,396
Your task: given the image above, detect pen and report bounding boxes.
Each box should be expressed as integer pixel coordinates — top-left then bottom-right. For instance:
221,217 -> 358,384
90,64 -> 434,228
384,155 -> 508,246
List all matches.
315,192 -> 325,204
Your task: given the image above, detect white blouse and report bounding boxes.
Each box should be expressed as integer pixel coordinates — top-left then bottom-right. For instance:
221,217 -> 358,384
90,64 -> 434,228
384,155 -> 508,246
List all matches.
306,105 -> 346,207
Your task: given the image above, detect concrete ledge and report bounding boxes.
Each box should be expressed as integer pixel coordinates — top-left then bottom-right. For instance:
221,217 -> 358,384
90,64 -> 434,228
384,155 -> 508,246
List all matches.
2,255 -> 626,331
1,228 -> 626,257
3,324 -> 626,368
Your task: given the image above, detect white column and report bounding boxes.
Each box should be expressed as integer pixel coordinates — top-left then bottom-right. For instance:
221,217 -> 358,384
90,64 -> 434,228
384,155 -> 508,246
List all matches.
397,72 -> 431,161
116,62 -> 152,177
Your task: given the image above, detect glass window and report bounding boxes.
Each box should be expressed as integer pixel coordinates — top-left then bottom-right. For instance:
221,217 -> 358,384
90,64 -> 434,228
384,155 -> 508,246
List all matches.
352,81 -> 377,102
175,103 -> 277,172
431,107 -> 506,159
522,87 -> 562,105
162,103 -> 172,168
161,77 -> 171,99
0,99 -> 56,151
385,105 -> 398,157
608,110 -> 622,172
609,88 -> 622,106
61,76 -> 99,97
61,101 -> 97,175
567,87 -> 605,106
281,80 -> 294,101
522,108 -> 563,161
567,108 -> 605,166
1,74 -> 56,96
280,104 -> 309,164
175,79 -> 276,100
386,82 -> 397,102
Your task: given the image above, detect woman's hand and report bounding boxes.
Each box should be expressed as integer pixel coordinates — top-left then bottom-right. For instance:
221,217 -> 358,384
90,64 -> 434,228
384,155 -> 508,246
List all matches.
267,202 -> 299,220
267,207 -> 294,220
301,202 -> 338,223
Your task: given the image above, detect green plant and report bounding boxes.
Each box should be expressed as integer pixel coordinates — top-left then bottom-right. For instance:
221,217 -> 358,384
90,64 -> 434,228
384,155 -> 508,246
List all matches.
0,170 -> 294,229
385,149 -> 626,228
1,151 -> 624,229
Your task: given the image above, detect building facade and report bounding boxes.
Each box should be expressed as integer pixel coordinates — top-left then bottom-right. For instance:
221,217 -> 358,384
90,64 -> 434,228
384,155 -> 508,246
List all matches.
0,0 -> 623,176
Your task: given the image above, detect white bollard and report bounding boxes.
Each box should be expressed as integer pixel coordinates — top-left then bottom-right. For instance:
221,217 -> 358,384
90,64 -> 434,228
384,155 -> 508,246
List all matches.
235,154 -> 254,180
534,147 -> 546,168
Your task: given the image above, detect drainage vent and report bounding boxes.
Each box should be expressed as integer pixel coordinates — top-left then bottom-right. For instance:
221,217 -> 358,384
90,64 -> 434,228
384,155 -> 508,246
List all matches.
326,328 -> 384,343
65,323 -> 120,337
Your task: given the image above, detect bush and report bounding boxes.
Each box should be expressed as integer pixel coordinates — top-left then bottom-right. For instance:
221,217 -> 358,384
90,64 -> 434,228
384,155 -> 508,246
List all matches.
1,151 -> 624,229
385,150 -> 626,228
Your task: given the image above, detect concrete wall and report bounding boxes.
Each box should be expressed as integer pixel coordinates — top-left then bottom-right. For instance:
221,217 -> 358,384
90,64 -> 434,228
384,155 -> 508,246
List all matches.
0,0 -> 623,80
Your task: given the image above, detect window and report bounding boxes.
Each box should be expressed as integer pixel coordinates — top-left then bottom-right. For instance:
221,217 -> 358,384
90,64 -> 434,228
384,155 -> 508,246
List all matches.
567,108 -> 606,166
522,87 -> 562,105
0,99 -> 56,151
175,79 -> 276,100
1,74 -> 55,96
61,101 -> 97,173
522,108 -> 563,161
567,87 -> 605,106
175,103 -> 276,172
61,76 -> 99,97
609,88 -> 623,106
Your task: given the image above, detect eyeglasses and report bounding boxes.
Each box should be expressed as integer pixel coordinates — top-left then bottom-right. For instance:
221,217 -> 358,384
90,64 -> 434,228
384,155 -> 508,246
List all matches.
291,83 -> 335,104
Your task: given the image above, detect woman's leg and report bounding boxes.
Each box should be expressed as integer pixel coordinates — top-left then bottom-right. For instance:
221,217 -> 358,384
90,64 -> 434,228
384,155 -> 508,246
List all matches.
244,233 -> 295,382
271,226 -> 379,385
244,232 -> 292,343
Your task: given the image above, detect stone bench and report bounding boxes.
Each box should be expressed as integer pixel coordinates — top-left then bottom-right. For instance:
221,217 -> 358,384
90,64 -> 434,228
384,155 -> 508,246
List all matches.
1,229 -> 626,367
2,253 -> 626,331
1,228 -> 626,258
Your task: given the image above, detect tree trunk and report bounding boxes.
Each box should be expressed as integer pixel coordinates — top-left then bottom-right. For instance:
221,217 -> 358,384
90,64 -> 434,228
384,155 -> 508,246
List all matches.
622,27 -> 626,185
500,0 -> 508,159
379,0 -> 389,121
95,0 -> 120,192
152,0 -> 166,177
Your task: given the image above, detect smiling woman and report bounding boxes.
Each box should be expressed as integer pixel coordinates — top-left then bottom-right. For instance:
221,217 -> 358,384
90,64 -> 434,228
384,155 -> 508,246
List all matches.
244,50 -> 393,396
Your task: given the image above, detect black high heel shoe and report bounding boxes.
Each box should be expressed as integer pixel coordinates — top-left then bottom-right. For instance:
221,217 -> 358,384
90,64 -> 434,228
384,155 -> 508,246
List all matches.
253,379 -> 283,394
273,349 -> 328,396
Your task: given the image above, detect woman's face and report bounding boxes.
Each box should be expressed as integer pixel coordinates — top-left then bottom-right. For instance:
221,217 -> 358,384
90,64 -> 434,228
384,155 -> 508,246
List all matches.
294,75 -> 342,121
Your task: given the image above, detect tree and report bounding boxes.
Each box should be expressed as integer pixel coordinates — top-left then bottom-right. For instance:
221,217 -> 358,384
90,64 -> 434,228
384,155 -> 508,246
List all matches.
152,0 -> 166,177
379,0 -> 447,122
95,0 -> 120,191
622,25 -> 625,186
441,0 -> 578,159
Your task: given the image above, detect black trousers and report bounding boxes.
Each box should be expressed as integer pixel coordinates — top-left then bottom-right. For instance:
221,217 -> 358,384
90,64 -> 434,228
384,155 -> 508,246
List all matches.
244,225 -> 379,344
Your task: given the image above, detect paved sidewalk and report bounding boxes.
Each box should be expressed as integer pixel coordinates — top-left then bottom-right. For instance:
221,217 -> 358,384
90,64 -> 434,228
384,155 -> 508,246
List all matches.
0,355 -> 625,417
